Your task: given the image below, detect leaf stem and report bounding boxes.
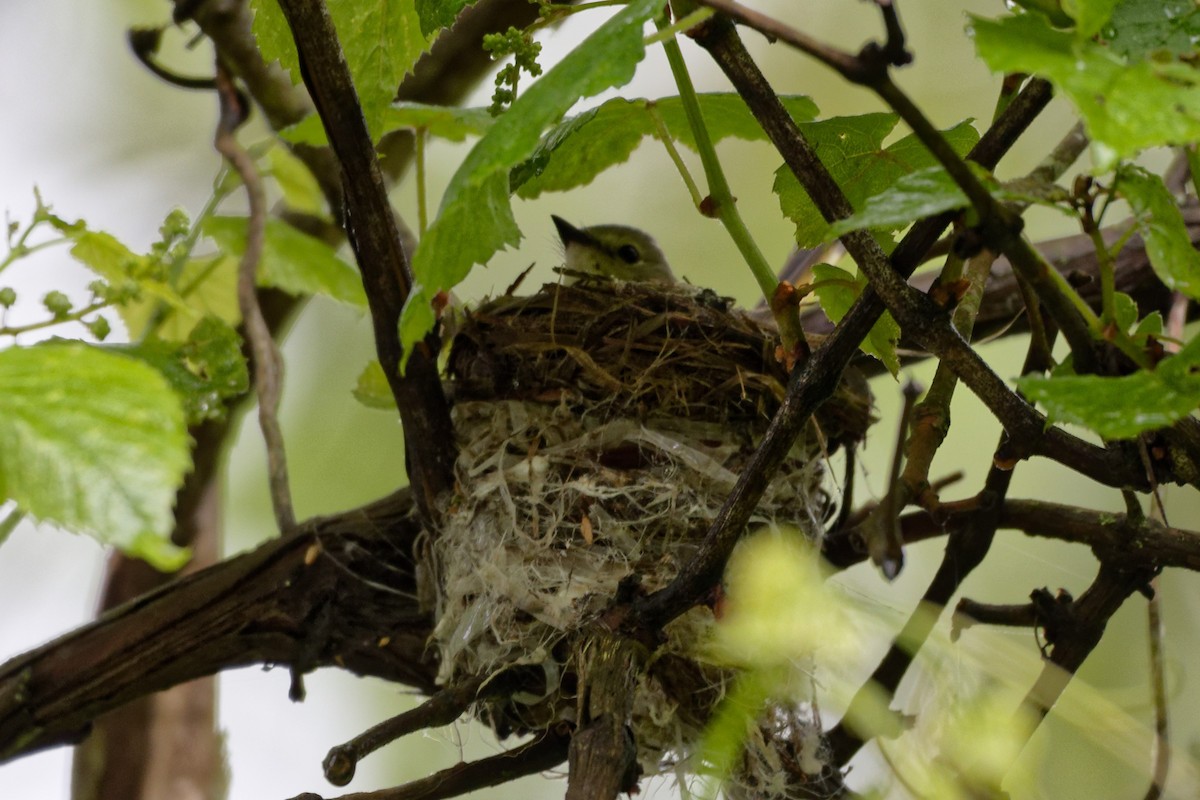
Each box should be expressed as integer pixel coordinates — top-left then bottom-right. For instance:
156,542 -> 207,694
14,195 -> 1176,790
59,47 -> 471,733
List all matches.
645,102 -> 704,208
0,301 -> 108,337
415,127 -> 429,236
658,23 -> 773,295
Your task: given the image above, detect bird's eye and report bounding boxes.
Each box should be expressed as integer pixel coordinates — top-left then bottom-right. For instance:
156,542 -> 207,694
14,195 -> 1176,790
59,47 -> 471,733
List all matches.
616,244 -> 640,264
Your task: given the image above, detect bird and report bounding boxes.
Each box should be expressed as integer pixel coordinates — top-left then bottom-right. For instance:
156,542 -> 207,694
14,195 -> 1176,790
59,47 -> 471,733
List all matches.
551,215 -> 676,284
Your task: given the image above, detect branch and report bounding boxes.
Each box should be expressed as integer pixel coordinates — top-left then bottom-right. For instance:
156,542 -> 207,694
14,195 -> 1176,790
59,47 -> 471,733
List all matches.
690,17 -> 1145,489
293,724 -> 572,800
214,61 -> 297,533
273,0 -> 455,521
0,491 -> 436,763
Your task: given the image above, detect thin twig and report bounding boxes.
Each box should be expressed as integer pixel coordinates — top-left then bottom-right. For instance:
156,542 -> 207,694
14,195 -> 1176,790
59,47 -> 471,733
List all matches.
214,62 -> 296,533
689,18 -> 1141,486
323,673 -> 526,786
293,723 -> 572,800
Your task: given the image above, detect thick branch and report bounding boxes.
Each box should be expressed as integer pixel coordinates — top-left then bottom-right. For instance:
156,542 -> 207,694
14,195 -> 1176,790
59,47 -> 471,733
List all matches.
0,491 -> 435,763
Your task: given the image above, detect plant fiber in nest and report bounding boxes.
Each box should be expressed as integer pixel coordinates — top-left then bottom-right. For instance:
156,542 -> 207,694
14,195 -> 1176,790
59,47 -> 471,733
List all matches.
428,279 -> 873,776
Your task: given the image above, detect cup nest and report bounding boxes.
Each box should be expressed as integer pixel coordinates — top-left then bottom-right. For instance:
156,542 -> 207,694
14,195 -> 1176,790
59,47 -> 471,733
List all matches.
424,279 -> 873,783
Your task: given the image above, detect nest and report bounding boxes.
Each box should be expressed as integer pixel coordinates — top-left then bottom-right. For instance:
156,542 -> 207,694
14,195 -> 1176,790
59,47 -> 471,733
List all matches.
426,279 -> 873,787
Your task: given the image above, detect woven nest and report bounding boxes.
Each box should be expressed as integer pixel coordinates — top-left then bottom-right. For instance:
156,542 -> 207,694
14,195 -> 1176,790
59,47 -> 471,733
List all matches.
426,279 -> 873,783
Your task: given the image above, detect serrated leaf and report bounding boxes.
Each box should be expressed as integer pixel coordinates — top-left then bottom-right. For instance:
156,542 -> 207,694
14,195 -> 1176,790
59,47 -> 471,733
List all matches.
353,359 -> 397,409
1117,167 -> 1200,300
54,226 -> 190,339
774,116 -> 979,247
0,343 -> 191,570
116,317 -> 249,425
335,0 -> 430,139
1017,366 -> 1200,439
414,0 -> 479,37
812,263 -> 900,375
512,94 -> 818,199
972,13 -> 1200,165
1104,0 -> 1200,60
251,0 -> 432,140
250,0 -> 301,84
204,216 -> 368,307
401,0 -> 666,355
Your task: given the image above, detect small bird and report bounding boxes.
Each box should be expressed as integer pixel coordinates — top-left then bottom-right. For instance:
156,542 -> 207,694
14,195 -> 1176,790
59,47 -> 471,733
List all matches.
552,215 -> 676,284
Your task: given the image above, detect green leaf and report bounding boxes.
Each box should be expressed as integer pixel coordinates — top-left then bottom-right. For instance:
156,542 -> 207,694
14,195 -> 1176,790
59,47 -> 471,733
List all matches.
414,0 -> 480,37
774,116 -> 979,247
972,13 -> 1200,165
827,163 -> 998,239
1020,334 -> 1200,438
511,94 -> 818,199
1018,367 -> 1200,440
1104,0 -> 1200,60
250,0 -> 301,84
1117,168 -> 1200,300
116,316 -> 249,425
353,359 -> 397,409
1063,0 -> 1121,37
287,101 -> 495,149
204,216 -> 368,307
154,256 -> 241,342
401,0 -> 667,354
334,0 -> 430,138
382,102 -> 495,140
251,0 -> 432,140
267,144 -> 327,216
53,225 -> 189,339
0,343 -> 191,570
812,263 -> 900,375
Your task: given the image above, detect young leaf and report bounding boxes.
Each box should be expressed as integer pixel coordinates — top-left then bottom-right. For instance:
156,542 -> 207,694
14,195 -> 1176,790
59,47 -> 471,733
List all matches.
49,223 -> 190,339
511,94 -> 818,199
774,116 -> 979,247
812,263 -> 901,375
0,342 -> 191,570
204,216 -> 367,307
115,316 -> 250,425
267,144 -> 327,216
400,0 -> 667,354
1116,167 -> 1200,300
353,359 -> 397,409
972,13 -> 1200,165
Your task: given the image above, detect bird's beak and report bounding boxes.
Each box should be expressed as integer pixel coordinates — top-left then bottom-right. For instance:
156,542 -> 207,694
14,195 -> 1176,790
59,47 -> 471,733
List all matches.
551,215 -> 597,248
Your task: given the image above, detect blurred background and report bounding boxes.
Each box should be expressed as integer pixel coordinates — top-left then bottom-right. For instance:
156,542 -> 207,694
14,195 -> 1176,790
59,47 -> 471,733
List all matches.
1,0 -> 1198,797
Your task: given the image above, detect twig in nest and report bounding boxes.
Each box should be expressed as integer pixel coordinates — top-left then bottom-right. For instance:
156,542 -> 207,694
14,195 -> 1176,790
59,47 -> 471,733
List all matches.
213,62 -> 296,533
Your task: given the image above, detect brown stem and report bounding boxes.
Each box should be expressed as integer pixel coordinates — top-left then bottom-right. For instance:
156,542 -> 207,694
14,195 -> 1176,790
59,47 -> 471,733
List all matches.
214,61 -> 297,533
292,723 -> 572,800
273,0 -> 455,521
0,490 -> 436,764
